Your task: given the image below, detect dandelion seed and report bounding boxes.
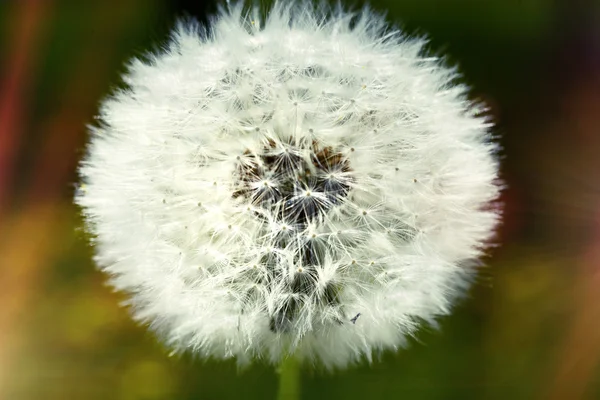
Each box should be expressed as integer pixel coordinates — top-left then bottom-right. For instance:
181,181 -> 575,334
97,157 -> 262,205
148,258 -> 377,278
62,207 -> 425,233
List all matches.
76,1 -> 501,369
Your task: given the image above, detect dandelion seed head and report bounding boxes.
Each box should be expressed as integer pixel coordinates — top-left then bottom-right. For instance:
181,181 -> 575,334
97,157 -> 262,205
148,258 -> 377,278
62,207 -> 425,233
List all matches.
76,1 -> 501,369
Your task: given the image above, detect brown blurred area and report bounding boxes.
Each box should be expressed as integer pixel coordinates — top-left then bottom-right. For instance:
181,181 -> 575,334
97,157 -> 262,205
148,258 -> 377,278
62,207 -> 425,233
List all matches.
1,0 -> 599,399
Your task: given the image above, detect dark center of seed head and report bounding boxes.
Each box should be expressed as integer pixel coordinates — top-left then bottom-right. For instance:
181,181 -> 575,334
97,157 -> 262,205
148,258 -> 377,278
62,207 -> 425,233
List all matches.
232,138 -> 353,332
233,139 -> 351,224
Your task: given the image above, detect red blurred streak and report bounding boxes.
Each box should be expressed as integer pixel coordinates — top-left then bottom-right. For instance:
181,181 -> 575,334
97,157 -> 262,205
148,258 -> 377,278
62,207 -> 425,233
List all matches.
547,214 -> 600,399
544,80 -> 600,399
0,0 -> 145,393
0,1 -> 49,217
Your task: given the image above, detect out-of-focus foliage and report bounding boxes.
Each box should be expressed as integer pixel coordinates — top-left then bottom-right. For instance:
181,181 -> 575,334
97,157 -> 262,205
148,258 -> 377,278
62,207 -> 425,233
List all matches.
1,0 -> 599,399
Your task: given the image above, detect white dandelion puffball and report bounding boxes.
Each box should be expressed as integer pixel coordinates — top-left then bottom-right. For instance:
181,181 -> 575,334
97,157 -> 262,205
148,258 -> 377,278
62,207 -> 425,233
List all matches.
77,2 -> 501,369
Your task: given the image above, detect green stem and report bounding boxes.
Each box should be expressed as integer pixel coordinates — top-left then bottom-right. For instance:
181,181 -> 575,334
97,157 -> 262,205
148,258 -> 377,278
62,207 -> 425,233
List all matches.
277,356 -> 300,400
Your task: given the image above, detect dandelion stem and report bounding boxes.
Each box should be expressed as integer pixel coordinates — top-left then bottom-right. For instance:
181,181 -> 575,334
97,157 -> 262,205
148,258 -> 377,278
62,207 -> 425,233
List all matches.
277,356 -> 300,400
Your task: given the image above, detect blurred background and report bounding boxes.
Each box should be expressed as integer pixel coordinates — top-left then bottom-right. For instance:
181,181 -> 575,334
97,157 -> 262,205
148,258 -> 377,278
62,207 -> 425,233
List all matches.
1,0 -> 599,398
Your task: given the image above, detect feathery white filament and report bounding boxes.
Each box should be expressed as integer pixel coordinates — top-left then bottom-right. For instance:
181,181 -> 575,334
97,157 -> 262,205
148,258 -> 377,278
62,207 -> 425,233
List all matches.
76,1 -> 501,369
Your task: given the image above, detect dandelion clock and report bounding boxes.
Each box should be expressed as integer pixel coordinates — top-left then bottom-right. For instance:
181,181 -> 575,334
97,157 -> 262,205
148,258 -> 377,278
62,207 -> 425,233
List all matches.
76,0 -> 501,380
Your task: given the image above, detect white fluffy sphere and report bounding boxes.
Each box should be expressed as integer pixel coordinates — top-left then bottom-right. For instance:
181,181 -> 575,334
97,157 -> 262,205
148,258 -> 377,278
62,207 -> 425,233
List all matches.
77,1 -> 501,369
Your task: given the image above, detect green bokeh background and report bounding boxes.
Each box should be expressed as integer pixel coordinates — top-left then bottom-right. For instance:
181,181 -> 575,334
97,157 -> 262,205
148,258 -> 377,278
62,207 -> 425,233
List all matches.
2,0 -> 599,399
